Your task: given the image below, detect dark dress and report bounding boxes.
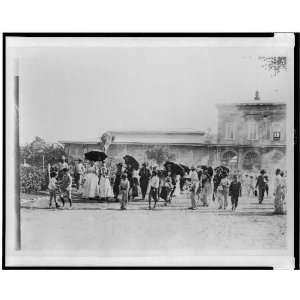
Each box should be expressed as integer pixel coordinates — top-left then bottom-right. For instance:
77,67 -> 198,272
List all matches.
139,167 -> 151,199
113,170 -> 122,199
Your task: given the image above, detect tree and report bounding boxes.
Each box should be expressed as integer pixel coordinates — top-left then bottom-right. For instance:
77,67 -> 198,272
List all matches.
145,146 -> 176,166
20,136 -> 66,167
258,56 -> 287,77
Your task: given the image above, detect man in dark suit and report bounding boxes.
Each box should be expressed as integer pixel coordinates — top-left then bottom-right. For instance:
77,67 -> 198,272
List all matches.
139,163 -> 151,200
256,170 -> 266,204
229,175 -> 242,210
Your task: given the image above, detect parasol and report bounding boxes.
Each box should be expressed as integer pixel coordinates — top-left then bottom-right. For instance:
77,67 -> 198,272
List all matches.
164,161 -> 184,175
123,155 -> 139,170
179,164 -> 190,174
84,150 -> 107,162
214,165 -> 230,179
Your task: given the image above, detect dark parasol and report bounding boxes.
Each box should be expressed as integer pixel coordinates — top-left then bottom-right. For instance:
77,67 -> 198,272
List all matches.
179,164 -> 190,174
123,155 -> 139,170
164,161 -> 184,175
84,150 -> 107,162
214,165 -> 230,179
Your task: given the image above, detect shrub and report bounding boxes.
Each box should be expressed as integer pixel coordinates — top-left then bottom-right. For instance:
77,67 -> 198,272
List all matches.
20,165 -> 49,193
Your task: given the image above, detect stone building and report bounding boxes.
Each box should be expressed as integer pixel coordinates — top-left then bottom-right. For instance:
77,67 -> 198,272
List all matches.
214,100 -> 286,172
60,98 -> 287,172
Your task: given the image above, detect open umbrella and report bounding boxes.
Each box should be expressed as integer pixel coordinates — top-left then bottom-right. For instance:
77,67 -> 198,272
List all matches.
164,161 -> 184,175
123,155 -> 139,170
84,150 -> 107,162
214,165 -> 230,179
179,164 -> 190,174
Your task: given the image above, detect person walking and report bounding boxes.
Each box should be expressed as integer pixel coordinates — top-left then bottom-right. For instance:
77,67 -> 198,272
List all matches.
189,167 -> 199,210
59,168 -> 73,208
274,169 -> 284,214
74,159 -> 85,191
200,170 -> 210,207
220,175 -> 230,209
119,174 -> 130,210
149,171 -> 160,209
48,171 -> 59,208
256,170 -> 266,204
113,163 -> 123,201
229,175 -> 242,210
82,161 -> 99,199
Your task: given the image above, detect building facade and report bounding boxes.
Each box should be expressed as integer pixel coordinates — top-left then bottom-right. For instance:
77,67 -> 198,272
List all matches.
215,101 -> 286,172
60,100 -> 287,172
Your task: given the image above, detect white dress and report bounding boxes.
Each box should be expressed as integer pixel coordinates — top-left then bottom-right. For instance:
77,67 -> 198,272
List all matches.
99,168 -> 114,198
174,175 -> 181,197
82,166 -> 99,198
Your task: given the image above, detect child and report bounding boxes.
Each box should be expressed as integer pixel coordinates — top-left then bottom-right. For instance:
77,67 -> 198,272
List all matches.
59,168 -> 73,208
119,174 -> 130,210
48,171 -> 59,208
149,171 -> 159,209
229,175 -> 242,210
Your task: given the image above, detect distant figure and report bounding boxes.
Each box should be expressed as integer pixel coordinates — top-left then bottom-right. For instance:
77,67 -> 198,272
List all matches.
229,175 -> 242,210
113,163 -> 123,201
243,174 -> 250,197
188,167 -> 199,210
264,175 -> 269,197
131,168 -> 139,200
48,171 -> 59,208
274,168 -> 284,214
149,171 -> 159,209
200,171 -> 210,207
59,168 -> 72,208
173,174 -> 181,197
119,174 -> 130,210
280,171 -> 287,212
139,163 -> 151,200
99,163 -> 113,200
256,170 -> 266,204
159,171 -> 173,206
82,161 -> 99,199
220,175 -> 230,209
58,156 -> 69,180
74,159 -> 85,191
249,175 -> 255,197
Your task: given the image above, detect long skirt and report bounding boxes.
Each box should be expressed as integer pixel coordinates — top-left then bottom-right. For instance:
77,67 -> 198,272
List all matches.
131,177 -> 139,198
113,175 -> 121,198
82,173 -> 99,199
120,190 -> 128,209
99,177 -> 114,198
216,190 -> 224,209
174,182 -> 181,197
140,179 -> 149,199
200,182 -> 210,206
274,186 -> 284,214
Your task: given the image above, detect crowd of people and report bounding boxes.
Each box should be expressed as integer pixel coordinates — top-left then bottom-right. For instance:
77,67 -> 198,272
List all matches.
47,156 -> 287,214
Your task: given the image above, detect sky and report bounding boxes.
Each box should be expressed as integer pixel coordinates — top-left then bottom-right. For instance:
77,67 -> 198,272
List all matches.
13,40 -> 292,145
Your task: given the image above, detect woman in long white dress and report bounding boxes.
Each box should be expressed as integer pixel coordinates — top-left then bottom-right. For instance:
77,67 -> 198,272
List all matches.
174,174 -> 181,197
82,162 -> 99,199
274,169 -> 284,214
99,164 -> 114,200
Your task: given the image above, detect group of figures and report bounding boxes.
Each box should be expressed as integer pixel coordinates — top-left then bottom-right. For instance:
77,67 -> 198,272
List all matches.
48,156 -> 287,214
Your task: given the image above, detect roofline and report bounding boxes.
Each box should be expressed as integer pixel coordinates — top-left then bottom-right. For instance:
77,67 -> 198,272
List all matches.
112,141 -> 211,146
59,140 -> 286,148
105,130 -> 206,135
216,102 -> 286,107
59,140 -> 99,145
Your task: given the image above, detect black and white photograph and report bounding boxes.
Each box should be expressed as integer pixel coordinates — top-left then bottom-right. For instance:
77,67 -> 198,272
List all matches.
3,33 -> 295,268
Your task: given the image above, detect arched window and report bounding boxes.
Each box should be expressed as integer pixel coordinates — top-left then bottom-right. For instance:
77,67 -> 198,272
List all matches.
243,151 -> 261,170
221,150 -> 238,168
